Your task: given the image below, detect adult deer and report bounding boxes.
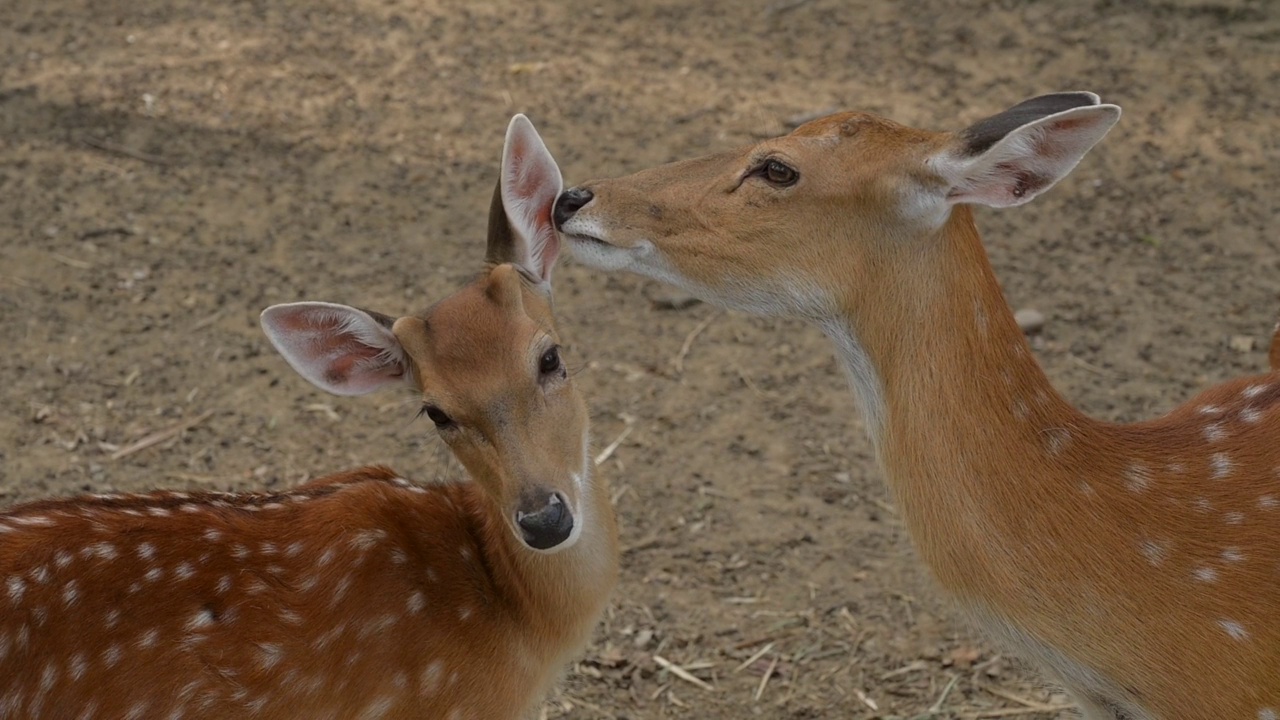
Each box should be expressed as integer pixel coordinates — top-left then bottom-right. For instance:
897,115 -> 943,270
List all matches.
0,114 -> 616,720
553,93 -> 1280,720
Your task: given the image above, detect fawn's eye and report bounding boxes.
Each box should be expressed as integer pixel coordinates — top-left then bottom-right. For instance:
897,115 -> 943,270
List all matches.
756,159 -> 798,187
539,346 -> 562,376
419,404 -> 453,428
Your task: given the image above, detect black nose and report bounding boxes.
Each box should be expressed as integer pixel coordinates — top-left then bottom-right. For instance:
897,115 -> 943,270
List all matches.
515,491 -> 574,550
553,187 -> 593,228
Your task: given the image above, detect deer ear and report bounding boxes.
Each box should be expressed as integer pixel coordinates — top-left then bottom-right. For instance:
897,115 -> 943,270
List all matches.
260,302 -> 412,396
486,114 -> 564,288
928,92 -> 1120,209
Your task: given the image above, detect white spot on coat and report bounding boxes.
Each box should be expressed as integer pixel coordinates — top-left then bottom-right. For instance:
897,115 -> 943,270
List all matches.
256,642 -> 284,669
1203,423 -> 1228,443
69,652 -> 87,681
360,696 -> 395,719
62,579 -> 80,607
187,608 -> 215,631
103,644 -> 123,667
138,628 -> 160,649
1218,618 -> 1248,641
1193,567 -> 1218,583
1042,428 -> 1070,455
6,576 -> 25,603
1124,463 -> 1150,493
420,660 -> 444,697
351,530 -> 387,551
1138,539 -> 1169,566
12,516 -> 55,527
1211,453 -> 1233,479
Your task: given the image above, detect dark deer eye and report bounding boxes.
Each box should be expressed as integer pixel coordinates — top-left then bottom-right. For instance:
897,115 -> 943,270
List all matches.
419,404 -> 453,428
760,159 -> 798,187
539,346 -> 562,376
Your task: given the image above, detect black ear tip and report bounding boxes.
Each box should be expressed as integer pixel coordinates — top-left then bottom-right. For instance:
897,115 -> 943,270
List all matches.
959,91 -> 1110,156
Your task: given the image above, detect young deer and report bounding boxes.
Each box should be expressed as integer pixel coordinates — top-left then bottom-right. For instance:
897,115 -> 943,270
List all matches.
553,93 -> 1280,720
0,114 -> 617,720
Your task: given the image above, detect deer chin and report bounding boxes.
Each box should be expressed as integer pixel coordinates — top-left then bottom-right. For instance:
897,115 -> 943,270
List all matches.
559,216 -> 651,272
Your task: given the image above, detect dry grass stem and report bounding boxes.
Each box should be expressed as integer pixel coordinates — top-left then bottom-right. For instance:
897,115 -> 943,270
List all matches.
672,312 -> 720,375
966,705 -> 1076,718
50,253 -> 92,269
110,410 -> 215,461
732,642 -> 774,674
653,655 -> 716,692
752,655 -> 779,701
593,424 -> 634,466
977,683 -> 1051,709
927,673 -> 961,714
82,136 -> 172,165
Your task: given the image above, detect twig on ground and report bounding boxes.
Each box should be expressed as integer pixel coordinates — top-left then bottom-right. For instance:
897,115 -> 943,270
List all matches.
977,683 -> 1049,709
672,312 -> 719,375
753,655 -> 779,701
733,642 -> 775,674
653,655 -> 715,692
927,673 -> 961,714
111,410 -> 215,461
966,706 -> 1076,719
82,136 -> 171,166
593,423 -> 633,466
764,0 -> 815,17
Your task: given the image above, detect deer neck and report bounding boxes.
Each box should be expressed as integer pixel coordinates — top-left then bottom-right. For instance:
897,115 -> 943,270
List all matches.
821,206 -> 1099,599
468,460 -> 619,644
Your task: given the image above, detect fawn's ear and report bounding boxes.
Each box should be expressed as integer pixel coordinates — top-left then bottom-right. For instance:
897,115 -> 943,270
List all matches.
927,92 -> 1121,209
260,302 -> 412,396
486,113 -> 564,288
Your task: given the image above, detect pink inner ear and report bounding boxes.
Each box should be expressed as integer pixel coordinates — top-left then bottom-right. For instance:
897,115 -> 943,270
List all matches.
263,303 -> 407,396
501,117 -> 564,283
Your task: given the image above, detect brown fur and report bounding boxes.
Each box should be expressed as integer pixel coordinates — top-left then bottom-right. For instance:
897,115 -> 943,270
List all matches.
561,104 -> 1280,720
0,266 -> 619,719
0,464 -> 616,718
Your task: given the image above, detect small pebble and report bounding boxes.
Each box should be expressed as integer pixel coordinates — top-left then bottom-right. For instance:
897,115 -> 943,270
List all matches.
648,290 -> 701,311
1015,308 -> 1046,334
1229,335 -> 1255,353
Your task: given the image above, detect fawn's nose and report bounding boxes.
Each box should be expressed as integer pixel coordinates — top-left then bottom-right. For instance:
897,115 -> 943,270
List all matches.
515,490 -> 575,550
553,187 -> 593,228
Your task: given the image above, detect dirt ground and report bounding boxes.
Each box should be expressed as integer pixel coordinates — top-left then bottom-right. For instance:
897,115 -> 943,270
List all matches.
1,0 -> 1277,717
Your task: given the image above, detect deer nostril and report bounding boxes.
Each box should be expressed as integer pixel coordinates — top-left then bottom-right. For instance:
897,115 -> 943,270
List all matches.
515,491 -> 574,550
553,188 -> 594,228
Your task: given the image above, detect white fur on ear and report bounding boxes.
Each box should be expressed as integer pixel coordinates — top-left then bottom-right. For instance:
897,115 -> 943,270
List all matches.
260,302 -> 410,396
501,114 -> 565,284
930,102 -> 1121,209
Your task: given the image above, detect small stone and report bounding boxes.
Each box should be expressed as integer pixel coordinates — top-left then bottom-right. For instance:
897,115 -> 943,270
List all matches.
648,289 -> 701,311
632,628 -> 654,648
1015,308 -> 1046,334
1229,335 -> 1255,353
